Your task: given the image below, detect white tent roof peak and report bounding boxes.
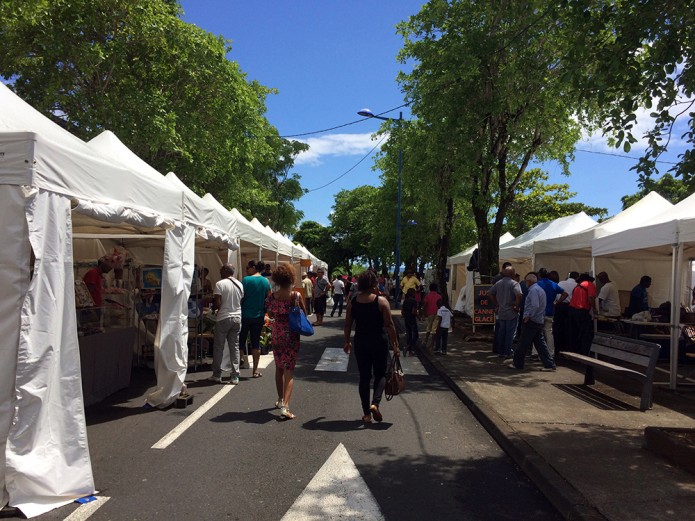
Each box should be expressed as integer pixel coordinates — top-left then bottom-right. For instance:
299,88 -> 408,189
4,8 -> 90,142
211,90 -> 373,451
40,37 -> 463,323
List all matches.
0,85 -> 183,219
447,232 -> 515,265
500,212 -> 597,261
533,191 -> 673,255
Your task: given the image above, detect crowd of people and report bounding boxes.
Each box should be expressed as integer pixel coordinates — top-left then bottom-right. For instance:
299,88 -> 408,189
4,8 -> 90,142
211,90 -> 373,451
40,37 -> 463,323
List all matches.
485,264 -> 655,370
204,263 -> 424,423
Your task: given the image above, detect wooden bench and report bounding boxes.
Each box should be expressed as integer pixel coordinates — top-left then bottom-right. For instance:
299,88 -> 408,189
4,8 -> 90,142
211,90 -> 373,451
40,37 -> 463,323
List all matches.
560,332 -> 661,411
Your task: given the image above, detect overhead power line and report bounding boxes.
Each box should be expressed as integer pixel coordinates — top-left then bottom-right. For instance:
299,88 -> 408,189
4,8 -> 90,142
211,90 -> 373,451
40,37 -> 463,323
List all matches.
575,148 -> 678,165
305,135 -> 388,193
280,103 -> 410,139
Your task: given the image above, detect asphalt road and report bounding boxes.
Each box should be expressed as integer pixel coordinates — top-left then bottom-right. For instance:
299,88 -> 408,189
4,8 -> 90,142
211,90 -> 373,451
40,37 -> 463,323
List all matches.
13,316 -> 561,521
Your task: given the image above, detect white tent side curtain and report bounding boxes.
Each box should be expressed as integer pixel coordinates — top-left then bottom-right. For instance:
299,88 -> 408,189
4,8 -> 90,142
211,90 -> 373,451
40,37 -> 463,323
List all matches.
3,188 -> 95,518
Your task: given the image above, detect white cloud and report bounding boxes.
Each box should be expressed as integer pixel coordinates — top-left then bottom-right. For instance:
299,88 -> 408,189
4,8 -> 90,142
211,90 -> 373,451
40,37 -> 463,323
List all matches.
295,132 -> 388,166
580,96 -> 693,152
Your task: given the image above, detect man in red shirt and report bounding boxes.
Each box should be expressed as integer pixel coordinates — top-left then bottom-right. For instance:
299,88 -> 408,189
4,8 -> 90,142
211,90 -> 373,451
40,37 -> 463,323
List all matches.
422,283 -> 442,349
568,273 -> 597,355
83,256 -> 113,307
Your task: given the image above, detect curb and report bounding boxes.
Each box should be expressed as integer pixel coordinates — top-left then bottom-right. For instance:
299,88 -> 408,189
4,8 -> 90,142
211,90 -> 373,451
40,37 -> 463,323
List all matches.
396,316 -> 607,521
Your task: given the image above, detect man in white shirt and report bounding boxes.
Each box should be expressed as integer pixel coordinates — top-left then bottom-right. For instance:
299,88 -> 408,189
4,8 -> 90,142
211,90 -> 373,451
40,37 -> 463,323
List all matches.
330,275 -> 345,317
597,271 -> 621,317
209,263 -> 244,385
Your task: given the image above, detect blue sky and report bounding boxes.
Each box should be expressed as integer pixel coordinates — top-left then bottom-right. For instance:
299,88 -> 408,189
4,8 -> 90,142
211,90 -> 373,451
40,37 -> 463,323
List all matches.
179,1 -> 689,229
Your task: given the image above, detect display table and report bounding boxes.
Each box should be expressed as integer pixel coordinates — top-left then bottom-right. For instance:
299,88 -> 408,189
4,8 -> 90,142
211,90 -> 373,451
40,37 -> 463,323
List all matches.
79,327 -> 136,407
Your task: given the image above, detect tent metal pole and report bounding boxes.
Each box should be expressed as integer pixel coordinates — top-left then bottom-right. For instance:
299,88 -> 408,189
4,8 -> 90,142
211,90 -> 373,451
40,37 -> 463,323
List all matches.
670,241 -> 682,390
591,257 -> 597,333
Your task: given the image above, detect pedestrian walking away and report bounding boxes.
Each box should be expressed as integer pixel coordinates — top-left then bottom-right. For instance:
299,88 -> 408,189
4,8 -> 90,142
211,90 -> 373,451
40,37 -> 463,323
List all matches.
312,268 -> 329,325
239,260 -> 272,378
265,263 -> 305,420
422,282 -> 442,350
209,263 -> 244,385
344,270 -> 400,424
401,288 -> 418,356
330,274 -> 345,317
435,298 -> 455,355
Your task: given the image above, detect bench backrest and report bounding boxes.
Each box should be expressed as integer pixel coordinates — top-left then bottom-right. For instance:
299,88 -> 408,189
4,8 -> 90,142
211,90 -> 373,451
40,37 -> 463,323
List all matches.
591,333 -> 661,371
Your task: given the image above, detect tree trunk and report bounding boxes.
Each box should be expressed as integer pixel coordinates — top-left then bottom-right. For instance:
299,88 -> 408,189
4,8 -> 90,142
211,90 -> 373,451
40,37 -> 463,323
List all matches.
435,196 -> 455,305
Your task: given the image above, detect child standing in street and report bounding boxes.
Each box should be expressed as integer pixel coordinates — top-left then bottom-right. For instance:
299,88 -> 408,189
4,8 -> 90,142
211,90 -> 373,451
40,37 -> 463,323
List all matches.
435,299 -> 455,355
401,288 -> 418,356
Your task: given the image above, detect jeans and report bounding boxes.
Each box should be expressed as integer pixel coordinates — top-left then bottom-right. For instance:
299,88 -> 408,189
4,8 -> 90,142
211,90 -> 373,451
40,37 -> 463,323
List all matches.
212,315 -> 241,377
239,316 -> 264,355
512,320 -> 555,369
404,320 -> 418,349
331,293 -> 344,316
437,327 -> 449,354
494,317 -> 518,356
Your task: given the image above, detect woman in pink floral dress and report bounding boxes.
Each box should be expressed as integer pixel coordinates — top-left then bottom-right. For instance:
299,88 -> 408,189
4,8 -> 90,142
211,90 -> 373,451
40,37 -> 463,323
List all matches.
265,263 -> 305,419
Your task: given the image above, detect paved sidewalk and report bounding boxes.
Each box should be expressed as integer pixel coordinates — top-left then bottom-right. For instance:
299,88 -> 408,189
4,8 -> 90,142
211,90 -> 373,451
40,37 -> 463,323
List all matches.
399,315 -> 695,521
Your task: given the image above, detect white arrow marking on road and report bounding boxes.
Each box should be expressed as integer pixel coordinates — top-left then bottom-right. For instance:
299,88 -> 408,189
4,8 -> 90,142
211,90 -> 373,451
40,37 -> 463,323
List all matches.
281,443 -> 384,521
63,496 -> 110,520
315,347 -> 349,372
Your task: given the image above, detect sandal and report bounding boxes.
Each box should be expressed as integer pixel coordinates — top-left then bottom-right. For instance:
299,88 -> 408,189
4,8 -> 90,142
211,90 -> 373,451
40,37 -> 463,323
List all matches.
370,404 -> 383,422
252,372 -> 263,378
280,407 -> 296,420
275,399 -> 284,409
362,414 -> 372,424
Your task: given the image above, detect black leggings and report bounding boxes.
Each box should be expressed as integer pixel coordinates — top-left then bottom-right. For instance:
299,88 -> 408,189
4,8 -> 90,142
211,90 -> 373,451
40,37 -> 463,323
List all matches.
353,340 -> 388,415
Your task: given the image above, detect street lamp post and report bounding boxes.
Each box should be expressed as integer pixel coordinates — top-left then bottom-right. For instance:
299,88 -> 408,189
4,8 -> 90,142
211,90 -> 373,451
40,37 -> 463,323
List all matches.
358,108 -> 403,307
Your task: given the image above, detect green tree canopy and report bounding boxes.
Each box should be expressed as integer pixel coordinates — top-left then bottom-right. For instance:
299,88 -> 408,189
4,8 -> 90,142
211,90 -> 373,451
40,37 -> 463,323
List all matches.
0,0 -> 306,233
397,0 -> 583,277
504,169 -> 608,235
558,0 -> 695,182
621,173 -> 693,209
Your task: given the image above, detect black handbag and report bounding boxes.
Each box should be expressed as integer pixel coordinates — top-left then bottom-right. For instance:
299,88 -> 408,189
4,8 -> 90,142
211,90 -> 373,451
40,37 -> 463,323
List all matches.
384,355 -> 405,400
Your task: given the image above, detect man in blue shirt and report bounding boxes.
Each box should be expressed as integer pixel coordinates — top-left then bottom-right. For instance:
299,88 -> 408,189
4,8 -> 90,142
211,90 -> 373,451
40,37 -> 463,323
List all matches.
510,273 -> 556,371
535,268 -> 568,357
240,260 -> 271,377
626,275 -> 651,317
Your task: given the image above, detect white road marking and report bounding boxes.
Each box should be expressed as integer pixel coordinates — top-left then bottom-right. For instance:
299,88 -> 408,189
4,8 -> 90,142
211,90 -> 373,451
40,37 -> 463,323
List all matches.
315,347 -> 349,372
398,354 -> 429,375
63,496 -> 110,521
281,443 -> 384,521
153,355 -> 275,450
151,385 -> 234,449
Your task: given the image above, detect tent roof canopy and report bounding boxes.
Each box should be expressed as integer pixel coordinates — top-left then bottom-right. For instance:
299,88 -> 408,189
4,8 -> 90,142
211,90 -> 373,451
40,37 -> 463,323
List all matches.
448,232 -> 515,266
499,212 -> 597,261
0,84 -> 182,223
533,192 -> 673,256
593,191 -> 695,257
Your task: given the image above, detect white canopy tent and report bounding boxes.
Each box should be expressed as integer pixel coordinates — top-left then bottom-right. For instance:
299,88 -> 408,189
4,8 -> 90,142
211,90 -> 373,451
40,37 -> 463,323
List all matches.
534,192 -> 673,289
593,192 -> 695,389
88,132 -> 240,409
0,83 -> 186,517
499,212 -> 598,276
447,232 -> 515,315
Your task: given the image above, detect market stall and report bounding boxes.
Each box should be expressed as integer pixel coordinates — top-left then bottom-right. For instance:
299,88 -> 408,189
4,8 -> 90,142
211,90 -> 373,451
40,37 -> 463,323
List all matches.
0,83 -> 185,517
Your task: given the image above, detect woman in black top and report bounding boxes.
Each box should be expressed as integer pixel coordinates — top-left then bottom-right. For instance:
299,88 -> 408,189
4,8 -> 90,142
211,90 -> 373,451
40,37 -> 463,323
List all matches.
343,270 -> 400,423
